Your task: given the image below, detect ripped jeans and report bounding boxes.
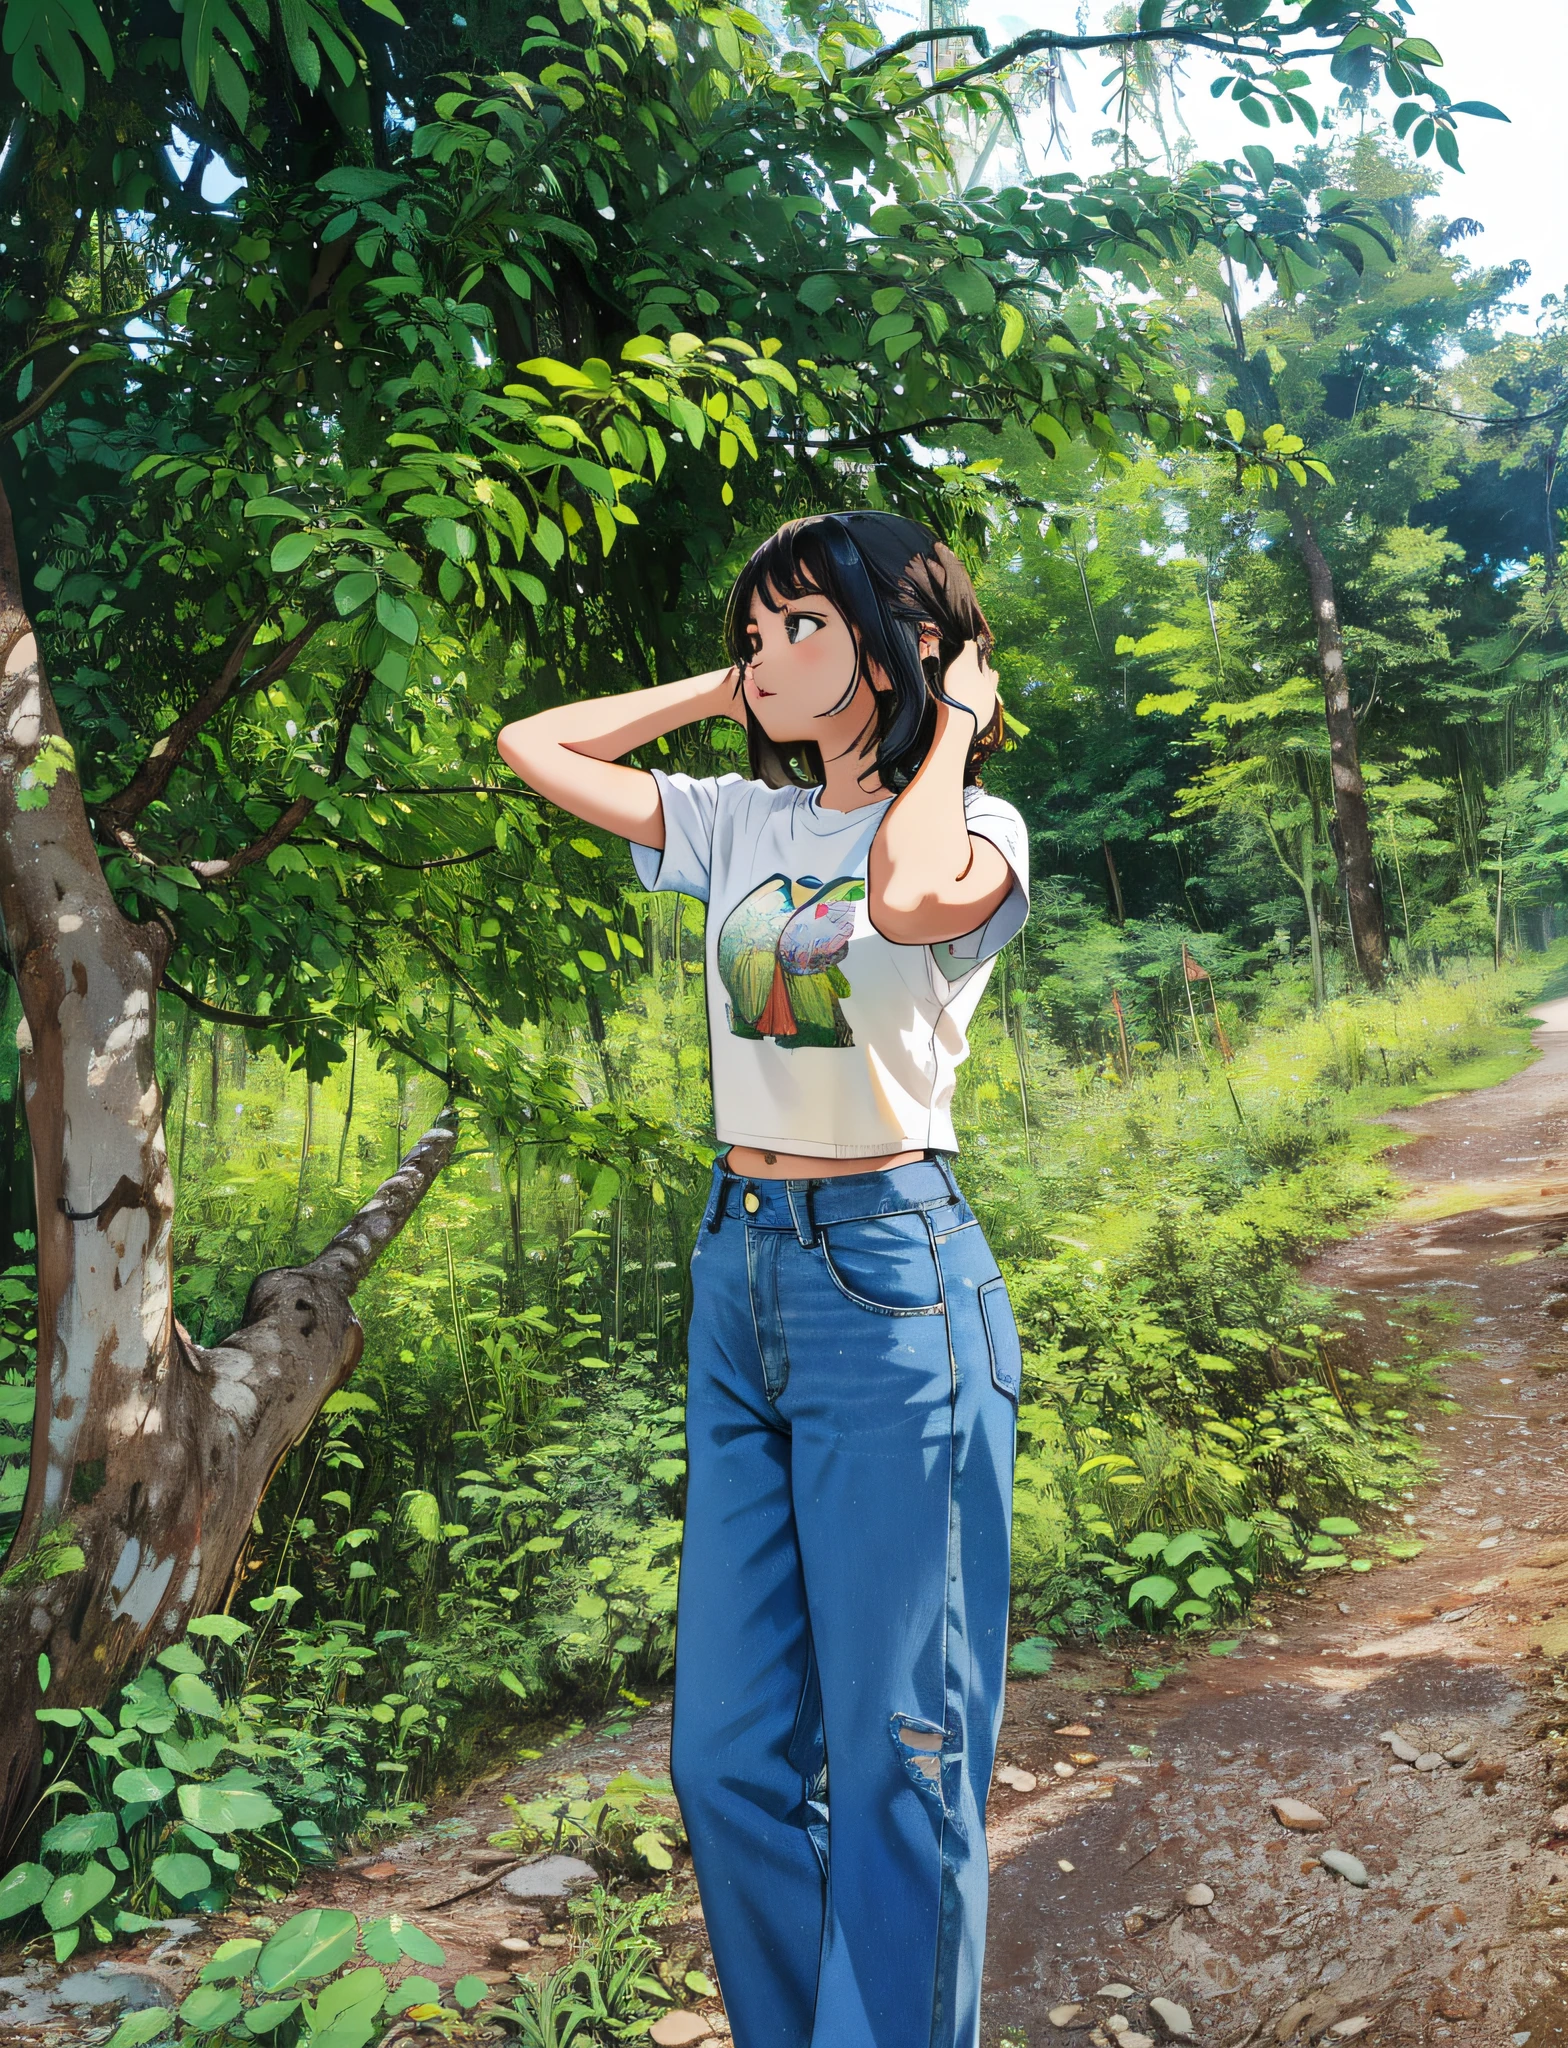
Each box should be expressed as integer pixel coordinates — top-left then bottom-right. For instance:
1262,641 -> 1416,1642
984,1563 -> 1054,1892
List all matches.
669,1155 -> 1021,2048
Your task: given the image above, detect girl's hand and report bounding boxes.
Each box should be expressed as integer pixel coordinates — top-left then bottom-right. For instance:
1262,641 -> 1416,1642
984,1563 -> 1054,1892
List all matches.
935,638 -> 999,731
701,664 -> 747,724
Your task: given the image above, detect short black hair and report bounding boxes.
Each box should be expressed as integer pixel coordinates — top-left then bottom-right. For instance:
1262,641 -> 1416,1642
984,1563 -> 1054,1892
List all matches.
722,511 -> 1002,793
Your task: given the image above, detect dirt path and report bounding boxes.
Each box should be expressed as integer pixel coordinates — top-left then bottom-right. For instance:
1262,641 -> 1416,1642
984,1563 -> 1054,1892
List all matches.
19,999 -> 1568,2048
980,994 -> 1568,2048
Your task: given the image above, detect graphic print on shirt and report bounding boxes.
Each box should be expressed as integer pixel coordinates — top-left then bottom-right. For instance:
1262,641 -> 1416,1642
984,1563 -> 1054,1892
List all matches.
716,874 -> 863,1048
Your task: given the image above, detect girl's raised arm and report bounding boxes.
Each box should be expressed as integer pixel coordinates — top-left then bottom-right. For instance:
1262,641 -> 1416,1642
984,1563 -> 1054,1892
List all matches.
496,667 -> 741,848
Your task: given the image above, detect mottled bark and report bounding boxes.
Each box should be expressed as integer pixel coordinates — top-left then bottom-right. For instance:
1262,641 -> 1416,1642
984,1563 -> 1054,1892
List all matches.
0,478 -> 455,1857
1285,502 -> 1388,988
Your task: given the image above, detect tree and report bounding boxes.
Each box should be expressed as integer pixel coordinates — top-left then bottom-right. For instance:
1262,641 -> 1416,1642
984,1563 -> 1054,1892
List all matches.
0,0 -> 1488,1847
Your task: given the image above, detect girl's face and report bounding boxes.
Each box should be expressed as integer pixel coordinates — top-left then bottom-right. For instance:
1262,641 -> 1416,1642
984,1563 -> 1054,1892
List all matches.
738,579 -> 872,749
739,578 -> 941,754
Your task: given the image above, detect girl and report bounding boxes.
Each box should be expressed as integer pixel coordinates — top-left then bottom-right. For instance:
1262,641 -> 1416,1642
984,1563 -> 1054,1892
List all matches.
498,510 -> 1028,2048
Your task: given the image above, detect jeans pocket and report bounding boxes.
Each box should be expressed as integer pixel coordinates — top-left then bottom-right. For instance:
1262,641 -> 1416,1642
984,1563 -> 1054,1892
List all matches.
818,1211 -> 945,1316
979,1276 -> 1022,1404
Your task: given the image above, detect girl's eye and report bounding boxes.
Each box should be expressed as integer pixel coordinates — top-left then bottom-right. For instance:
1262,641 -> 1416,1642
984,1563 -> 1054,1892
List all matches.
786,614 -> 823,644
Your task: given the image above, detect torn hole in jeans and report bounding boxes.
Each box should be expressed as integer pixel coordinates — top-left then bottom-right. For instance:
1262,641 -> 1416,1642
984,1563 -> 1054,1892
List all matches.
890,1713 -> 964,1833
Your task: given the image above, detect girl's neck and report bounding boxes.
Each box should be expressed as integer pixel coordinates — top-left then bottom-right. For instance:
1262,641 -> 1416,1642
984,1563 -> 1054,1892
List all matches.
815,749 -> 891,814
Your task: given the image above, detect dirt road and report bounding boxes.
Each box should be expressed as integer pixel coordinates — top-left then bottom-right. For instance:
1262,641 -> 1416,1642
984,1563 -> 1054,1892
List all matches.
980,994 -> 1568,2048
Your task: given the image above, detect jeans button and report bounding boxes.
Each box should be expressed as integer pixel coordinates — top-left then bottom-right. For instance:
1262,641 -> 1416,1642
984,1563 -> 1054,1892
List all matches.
743,1188 -> 761,1214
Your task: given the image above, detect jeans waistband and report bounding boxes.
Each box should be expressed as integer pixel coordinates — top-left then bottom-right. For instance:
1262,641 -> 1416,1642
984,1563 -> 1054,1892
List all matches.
701,1154 -> 963,1245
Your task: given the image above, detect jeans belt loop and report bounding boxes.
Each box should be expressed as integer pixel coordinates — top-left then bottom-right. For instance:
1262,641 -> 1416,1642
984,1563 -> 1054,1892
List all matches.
785,1179 -> 817,1249
704,1174 -> 728,1232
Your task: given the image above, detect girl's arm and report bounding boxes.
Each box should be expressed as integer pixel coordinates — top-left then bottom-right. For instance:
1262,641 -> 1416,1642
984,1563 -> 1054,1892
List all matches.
496,668 -> 742,846
867,644 -> 1015,945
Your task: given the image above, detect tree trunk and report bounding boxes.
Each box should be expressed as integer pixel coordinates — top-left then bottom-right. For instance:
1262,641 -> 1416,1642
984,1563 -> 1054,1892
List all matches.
1284,500 -> 1388,988
0,481 -> 457,1858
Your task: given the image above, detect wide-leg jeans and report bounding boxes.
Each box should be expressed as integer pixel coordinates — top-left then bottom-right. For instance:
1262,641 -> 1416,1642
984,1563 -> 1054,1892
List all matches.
669,1155 -> 1022,2048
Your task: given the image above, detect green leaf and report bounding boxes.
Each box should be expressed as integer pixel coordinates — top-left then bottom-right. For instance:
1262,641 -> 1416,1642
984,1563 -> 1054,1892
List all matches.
255,1907 -> 360,1990
185,1614 -> 251,1645
1317,1517 -> 1360,1536
168,1672 -> 224,1720
178,1778 -> 284,1835
1125,1573 -> 1181,1609
998,301 -> 1026,358
452,1974 -> 491,2010
334,571 -> 378,617
270,531 -> 319,575
1008,1636 -> 1054,1675
375,590 -> 418,644
151,1851 -> 212,1901
105,2011 -> 174,2048
1449,100 -> 1508,120
2,0 -> 115,118
314,1965 -> 388,2027
1186,1564 -> 1235,1600
797,274 -> 840,313
40,1809 -> 120,1856
179,1982 -> 244,2032
0,1861 -> 53,1921
239,2000 -> 301,2036
386,1975 -> 443,2015
41,1860 -> 116,1929
199,1937 -> 264,1982
401,1489 -> 442,1542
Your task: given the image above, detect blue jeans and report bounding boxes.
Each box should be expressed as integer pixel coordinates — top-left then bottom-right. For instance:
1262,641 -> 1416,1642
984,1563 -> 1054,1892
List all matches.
670,1156 -> 1021,2048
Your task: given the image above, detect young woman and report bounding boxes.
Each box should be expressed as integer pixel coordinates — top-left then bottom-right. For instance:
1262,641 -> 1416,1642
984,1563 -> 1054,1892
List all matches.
498,510 -> 1028,2048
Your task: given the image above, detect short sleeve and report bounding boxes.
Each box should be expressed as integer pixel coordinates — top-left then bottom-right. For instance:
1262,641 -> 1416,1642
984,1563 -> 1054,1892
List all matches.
930,790 -> 1030,981
628,769 -> 731,902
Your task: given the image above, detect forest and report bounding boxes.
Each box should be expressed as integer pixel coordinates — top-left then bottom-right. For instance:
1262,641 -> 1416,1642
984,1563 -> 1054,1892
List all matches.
2,0 -> 1567,2034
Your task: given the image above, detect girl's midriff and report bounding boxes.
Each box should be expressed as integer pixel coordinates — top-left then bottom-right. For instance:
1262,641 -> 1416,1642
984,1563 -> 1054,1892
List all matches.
722,1144 -> 928,1180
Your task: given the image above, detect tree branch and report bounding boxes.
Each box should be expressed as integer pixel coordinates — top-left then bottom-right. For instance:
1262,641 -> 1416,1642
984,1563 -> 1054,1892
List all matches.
299,834 -> 498,872
97,615 -> 324,833
190,797 -> 315,883
186,667 -> 372,884
159,977 -> 316,1030
305,1104 -> 460,1293
849,21 -> 1351,102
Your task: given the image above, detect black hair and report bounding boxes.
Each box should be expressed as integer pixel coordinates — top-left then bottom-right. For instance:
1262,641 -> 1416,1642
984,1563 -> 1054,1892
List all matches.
721,511 -> 1003,793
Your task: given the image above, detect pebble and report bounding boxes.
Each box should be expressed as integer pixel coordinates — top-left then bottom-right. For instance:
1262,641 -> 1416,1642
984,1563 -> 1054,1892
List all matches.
1330,2022 -> 1373,2040
995,1765 -> 1039,1792
360,1861 -> 399,1880
1479,1537 -> 1501,1549
1149,1995 -> 1194,2036
1105,2020 -> 1129,2037
1270,1798 -> 1329,1831
1415,1753 -> 1446,1771
1069,1752 -> 1101,1766
1097,1983 -> 1137,1999
1060,1724 -> 1095,1737
1054,1762 -> 1077,1779
500,1855 -> 600,1901
1387,1736 -> 1419,1763
1121,2036 -> 1153,2048
1183,1882 -> 1215,1907
1049,2006 -> 1083,2027
649,2018 -> 712,2046
1445,1740 -> 1478,1765
1549,1804 -> 1568,1833
1058,1859 -> 1075,1873
1319,1850 -> 1370,1887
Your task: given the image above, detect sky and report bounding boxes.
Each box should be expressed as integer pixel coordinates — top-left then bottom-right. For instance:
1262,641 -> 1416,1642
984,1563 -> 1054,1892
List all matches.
892,0 -> 1566,328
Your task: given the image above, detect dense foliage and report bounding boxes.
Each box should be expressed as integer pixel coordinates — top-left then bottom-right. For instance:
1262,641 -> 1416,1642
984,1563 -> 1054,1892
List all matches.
5,0 -> 1568,1981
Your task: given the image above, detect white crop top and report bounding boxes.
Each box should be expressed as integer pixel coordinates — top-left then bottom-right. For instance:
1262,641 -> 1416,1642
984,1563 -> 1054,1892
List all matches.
629,770 -> 1029,1158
